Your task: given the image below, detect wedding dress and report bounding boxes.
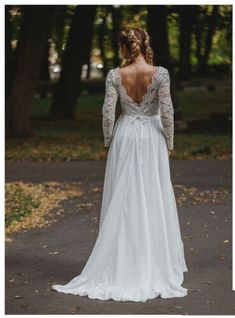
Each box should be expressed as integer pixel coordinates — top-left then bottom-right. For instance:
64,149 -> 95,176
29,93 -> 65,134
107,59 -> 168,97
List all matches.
52,65 -> 188,302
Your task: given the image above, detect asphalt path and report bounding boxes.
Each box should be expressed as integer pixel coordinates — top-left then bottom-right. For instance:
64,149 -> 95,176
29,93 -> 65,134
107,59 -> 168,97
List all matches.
5,160 -> 233,314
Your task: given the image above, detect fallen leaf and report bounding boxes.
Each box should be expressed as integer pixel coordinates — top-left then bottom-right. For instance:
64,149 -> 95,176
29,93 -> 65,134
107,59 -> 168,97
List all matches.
15,295 -> 23,299
175,305 -> 183,310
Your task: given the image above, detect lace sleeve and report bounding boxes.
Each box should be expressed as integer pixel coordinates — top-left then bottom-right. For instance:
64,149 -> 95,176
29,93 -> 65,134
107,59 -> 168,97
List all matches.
102,69 -> 119,147
159,68 -> 174,150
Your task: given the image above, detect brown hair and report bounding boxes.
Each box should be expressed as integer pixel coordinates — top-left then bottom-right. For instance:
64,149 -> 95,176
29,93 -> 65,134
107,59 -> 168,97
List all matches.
118,27 -> 154,67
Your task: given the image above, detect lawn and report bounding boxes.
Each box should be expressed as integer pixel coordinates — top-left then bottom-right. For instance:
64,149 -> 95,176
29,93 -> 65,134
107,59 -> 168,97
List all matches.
6,88 -> 232,161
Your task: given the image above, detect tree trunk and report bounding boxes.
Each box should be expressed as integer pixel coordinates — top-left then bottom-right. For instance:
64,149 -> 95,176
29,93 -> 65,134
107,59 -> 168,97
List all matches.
194,6 -> 203,73
5,5 -> 13,137
5,6 -> 13,98
147,5 -> 170,66
178,5 -> 197,79
111,5 -> 121,68
147,5 -> 181,119
39,39 -> 50,83
86,58 -> 91,79
53,5 -> 69,60
38,39 -> 51,98
50,5 -> 97,119
199,5 -> 219,74
98,6 -> 109,77
6,5 -> 55,137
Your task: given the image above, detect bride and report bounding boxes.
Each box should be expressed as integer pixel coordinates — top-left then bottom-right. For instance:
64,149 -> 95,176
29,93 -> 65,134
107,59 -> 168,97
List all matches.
52,27 -> 188,302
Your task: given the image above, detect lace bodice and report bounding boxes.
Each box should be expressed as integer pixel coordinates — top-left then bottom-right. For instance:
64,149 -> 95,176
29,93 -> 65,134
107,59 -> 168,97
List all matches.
102,66 -> 174,150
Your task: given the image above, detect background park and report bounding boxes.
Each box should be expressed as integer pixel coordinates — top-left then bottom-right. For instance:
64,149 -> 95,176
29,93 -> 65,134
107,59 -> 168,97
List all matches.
5,4 -> 233,315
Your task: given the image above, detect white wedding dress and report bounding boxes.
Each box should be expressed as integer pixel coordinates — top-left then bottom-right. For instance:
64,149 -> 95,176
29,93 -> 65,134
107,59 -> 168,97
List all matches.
52,65 -> 188,302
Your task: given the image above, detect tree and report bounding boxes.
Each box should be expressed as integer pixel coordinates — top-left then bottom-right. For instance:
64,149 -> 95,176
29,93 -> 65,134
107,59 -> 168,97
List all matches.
38,39 -> 51,99
5,6 -> 13,99
111,5 -> 122,68
6,5 -> 55,137
5,5 -> 14,136
196,5 -> 219,75
50,5 -> 97,119
178,5 -> 197,79
147,5 -> 181,120
192,5 -> 220,76
147,5 -> 170,66
52,5 -> 69,58
98,6 -> 109,77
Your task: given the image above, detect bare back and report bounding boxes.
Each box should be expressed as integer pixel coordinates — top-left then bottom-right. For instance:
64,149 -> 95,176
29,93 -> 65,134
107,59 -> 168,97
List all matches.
118,64 -> 158,105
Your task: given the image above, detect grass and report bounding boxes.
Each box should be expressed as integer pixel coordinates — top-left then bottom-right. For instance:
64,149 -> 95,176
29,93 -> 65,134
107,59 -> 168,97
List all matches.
5,181 -> 82,235
177,89 -> 232,121
5,185 -> 40,228
6,88 -> 232,161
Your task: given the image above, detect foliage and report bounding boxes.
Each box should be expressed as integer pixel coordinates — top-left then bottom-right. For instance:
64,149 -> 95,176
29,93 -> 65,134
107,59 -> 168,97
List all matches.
5,186 -> 40,227
174,185 -> 231,206
8,5 -> 232,67
5,181 -> 82,235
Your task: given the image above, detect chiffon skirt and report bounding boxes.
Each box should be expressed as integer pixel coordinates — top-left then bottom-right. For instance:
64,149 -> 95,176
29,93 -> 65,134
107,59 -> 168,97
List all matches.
52,112 -> 188,302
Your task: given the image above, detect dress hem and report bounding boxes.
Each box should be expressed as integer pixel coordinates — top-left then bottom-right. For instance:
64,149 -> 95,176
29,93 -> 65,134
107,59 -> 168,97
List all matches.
51,271 -> 188,302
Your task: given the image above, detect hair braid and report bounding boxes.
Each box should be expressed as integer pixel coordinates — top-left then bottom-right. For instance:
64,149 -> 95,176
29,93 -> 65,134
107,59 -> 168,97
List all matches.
119,27 -> 154,67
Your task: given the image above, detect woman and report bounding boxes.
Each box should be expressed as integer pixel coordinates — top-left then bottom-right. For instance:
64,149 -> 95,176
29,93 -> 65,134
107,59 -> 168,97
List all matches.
52,27 -> 188,302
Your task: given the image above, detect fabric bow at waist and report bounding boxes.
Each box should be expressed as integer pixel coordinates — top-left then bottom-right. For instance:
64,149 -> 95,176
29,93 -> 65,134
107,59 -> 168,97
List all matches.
125,114 -> 160,166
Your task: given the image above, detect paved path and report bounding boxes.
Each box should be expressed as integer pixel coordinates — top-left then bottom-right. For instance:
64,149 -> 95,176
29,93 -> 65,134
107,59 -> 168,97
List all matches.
5,160 -> 234,314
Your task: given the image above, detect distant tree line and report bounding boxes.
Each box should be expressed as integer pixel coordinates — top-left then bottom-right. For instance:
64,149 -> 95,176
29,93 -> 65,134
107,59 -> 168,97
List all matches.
5,5 -> 232,137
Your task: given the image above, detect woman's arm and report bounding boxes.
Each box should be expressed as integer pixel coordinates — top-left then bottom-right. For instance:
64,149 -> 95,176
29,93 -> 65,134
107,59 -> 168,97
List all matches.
102,69 -> 119,147
158,68 -> 174,151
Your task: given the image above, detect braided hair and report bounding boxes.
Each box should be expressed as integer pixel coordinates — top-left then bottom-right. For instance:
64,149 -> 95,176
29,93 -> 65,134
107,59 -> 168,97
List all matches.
118,27 -> 154,66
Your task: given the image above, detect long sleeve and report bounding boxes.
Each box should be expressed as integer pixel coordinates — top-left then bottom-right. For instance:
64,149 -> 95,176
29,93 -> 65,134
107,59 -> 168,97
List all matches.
158,68 -> 174,150
102,69 -> 119,147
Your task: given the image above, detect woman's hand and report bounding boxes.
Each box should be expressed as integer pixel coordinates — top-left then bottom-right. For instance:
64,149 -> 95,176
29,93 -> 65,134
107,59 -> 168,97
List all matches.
168,150 -> 172,156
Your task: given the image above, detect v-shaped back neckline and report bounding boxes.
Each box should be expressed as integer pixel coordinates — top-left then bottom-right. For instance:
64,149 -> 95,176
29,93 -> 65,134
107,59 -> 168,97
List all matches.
116,66 -> 159,107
